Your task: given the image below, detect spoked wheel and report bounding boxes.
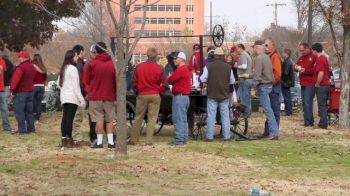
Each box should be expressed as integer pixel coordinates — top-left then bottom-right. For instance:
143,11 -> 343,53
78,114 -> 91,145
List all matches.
153,112 -> 170,136
328,112 -> 339,125
191,108 -> 207,140
230,106 -> 249,139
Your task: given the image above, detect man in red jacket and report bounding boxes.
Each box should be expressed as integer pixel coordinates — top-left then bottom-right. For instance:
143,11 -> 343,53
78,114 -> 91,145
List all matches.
10,51 -> 36,134
189,44 -> 205,75
168,51 -> 192,145
85,42 -> 116,148
128,48 -> 165,145
295,43 -> 317,127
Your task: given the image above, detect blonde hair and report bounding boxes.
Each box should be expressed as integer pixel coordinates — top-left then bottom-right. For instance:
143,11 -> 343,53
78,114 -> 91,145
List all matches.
147,48 -> 158,59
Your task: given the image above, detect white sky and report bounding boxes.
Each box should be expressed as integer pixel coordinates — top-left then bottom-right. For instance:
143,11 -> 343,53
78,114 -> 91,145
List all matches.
205,0 -> 297,34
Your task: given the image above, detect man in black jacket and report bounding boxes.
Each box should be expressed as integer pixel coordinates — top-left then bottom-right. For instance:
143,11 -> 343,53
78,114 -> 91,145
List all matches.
281,49 -> 295,116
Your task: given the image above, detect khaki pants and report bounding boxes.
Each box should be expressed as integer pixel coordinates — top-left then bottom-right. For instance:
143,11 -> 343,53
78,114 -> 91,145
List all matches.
72,107 -> 83,141
130,94 -> 161,144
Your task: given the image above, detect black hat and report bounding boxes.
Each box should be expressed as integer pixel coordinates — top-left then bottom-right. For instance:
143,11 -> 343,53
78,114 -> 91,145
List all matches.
252,40 -> 264,47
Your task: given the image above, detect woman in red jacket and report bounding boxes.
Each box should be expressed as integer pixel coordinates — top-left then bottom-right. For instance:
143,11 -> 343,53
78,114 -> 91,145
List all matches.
32,54 -> 47,122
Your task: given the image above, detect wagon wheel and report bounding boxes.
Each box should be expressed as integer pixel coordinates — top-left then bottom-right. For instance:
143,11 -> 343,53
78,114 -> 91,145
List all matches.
212,24 -> 225,47
191,108 -> 207,140
230,106 -> 249,138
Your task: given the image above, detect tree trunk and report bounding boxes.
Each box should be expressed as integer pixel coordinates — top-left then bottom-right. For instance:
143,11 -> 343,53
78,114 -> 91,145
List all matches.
115,48 -> 128,158
307,0 -> 313,45
339,0 -> 350,129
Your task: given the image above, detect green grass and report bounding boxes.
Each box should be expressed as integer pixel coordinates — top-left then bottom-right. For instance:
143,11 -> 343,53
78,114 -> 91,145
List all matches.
186,137 -> 350,179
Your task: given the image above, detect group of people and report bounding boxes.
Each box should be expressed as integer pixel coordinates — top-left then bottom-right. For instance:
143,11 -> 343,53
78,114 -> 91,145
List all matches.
1,37 -> 330,148
0,51 -> 47,134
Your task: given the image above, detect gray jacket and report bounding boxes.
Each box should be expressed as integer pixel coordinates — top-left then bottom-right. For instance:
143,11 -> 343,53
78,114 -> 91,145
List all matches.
253,53 -> 274,84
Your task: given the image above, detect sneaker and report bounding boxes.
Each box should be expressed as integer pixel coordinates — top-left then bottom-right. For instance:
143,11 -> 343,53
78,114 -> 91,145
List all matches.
91,143 -> 103,149
11,129 -> 18,134
127,140 -> 136,145
168,141 -> 184,146
4,128 -> 14,132
108,143 -> 115,148
205,138 -> 214,142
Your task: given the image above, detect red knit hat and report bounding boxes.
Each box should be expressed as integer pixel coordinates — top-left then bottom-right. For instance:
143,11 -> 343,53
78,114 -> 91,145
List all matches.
17,51 -> 30,59
230,46 -> 237,53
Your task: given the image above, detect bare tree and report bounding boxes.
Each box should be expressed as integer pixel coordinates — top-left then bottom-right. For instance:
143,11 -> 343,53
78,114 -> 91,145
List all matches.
340,0 -> 350,129
292,0 -> 308,31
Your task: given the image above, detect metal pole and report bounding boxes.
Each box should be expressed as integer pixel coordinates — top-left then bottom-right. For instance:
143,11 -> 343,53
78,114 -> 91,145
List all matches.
199,35 -> 204,74
210,1 -> 212,34
275,3 -> 278,25
100,0 -> 103,41
307,0 -> 313,45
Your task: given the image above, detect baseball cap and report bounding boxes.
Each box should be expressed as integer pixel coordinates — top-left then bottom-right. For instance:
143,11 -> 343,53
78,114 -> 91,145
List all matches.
252,40 -> 265,47
17,50 -> 30,59
177,52 -> 186,61
230,46 -> 237,53
214,47 -> 225,55
193,44 -> 200,50
90,44 -> 96,53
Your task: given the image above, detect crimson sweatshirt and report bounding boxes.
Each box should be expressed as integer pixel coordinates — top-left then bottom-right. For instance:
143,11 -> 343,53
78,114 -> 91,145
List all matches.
10,60 -> 36,93
85,53 -> 116,101
133,60 -> 165,95
297,51 -> 317,86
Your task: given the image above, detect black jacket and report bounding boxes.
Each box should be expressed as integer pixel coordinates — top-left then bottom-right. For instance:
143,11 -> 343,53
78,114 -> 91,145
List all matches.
281,57 -> 295,88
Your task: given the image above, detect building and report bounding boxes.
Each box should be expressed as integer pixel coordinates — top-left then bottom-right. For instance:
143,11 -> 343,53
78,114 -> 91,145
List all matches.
111,0 -> 205,63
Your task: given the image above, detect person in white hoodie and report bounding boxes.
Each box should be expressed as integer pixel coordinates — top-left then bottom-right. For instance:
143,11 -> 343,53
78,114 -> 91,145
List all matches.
58,50 -> 86,147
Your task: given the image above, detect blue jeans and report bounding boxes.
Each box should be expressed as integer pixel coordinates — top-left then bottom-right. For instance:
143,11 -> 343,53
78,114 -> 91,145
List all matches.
238,79 -> 253,118
172,95 -> 189,144
14,92 -> 35,132
206,98 -> 231,140
316,86 -> 330,128
33,86 -> 45,121
282,87 -> 293,115
0,88 -> 11,131
301,86 -> 315,126
258,84 -> 279,137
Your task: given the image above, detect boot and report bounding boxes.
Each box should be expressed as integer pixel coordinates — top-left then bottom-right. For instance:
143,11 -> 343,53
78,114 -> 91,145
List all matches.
66,138 -> 74,148
60,138 -> 68,147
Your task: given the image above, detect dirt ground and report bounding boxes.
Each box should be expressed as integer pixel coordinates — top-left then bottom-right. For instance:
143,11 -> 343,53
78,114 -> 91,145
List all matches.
0,112 -> 349,195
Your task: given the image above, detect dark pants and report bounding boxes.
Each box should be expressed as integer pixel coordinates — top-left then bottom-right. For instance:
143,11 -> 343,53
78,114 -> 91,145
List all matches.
282,87 -> 293,115
33,86 -> 45,121
14,92 -> 35,133
316,86 -> 330,128
301,86 -> 315,126
264,84 -> 281,135
88,113 -> 97,142
61,103 -> 78,138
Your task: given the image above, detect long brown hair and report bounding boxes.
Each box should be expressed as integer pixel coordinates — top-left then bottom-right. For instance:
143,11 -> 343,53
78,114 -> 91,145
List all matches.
59,50 -> 76,87
33,54 -> 47,73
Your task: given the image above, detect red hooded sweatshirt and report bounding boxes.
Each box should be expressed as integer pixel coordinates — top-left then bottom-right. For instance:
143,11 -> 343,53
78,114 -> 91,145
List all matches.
10,60 -> 36,93
85,53 -> 116,101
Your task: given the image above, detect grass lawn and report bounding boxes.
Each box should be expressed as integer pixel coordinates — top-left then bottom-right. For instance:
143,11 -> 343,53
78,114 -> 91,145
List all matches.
0,111 -> 350,195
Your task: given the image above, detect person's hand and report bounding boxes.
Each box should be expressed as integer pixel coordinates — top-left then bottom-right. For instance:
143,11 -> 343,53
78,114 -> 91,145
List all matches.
315,83 -> 320,87
80,100 -> 86,109
233,62 -> 238,69
233,102 -> 239,107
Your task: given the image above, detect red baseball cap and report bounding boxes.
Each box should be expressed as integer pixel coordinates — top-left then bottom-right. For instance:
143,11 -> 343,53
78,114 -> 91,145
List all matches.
17,50 -> 30,59
230,46 -> 237,53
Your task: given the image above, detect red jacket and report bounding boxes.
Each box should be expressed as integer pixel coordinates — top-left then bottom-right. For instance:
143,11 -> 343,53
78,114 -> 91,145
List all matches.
85,53 -> 116,101
168,65 -> 192,95
133,60 -> 165,96
10,60 -> 36,93
297,51 -> 317,86
314,55 -> 330,86
34,71 -> 47,85
189,51 -> 205,75
0,58 -> 7,91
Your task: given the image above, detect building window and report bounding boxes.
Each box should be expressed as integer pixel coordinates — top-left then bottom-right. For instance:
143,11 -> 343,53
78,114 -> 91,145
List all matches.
158,5 -> 165,11
174,18 -> 181,24
186,18 -> 194,24
186,5 -> 194,12
158,18 -> 165,24
134,4 -> 181,12
174,5 -> 181,11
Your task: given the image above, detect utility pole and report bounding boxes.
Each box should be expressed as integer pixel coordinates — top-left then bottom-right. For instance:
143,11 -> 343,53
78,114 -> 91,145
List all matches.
266,2 -> 287,26
205,1 -> 219,43
100,0 -> 103,41
307,0 -> 313,46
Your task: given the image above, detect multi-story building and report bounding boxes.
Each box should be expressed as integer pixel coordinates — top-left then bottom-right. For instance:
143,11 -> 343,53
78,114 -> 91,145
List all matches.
112,0 -> 204,63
